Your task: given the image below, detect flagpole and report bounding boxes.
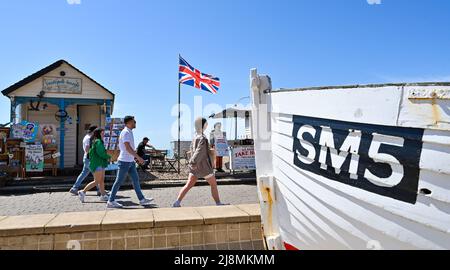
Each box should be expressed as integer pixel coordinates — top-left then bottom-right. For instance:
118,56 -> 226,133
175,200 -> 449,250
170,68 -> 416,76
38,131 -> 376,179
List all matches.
177,71 -> 181,175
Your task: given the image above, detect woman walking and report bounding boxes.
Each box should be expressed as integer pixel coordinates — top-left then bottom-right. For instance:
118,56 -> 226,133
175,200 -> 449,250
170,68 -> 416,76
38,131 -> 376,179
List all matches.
78,128 -> 111,203
173,117 -> 227,207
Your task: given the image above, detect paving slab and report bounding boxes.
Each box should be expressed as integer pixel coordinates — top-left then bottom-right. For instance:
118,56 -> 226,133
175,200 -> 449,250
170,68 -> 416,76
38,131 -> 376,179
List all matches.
0,214 -> 56,237
195,205 -> 250,224
236,204 -> 262,222
102,209 -> 154,230
152,207 -> 204,227
45,211 -> 106,233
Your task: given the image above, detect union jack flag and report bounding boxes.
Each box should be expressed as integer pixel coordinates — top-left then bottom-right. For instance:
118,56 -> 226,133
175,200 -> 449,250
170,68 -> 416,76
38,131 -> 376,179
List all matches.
179,56 -> 220,94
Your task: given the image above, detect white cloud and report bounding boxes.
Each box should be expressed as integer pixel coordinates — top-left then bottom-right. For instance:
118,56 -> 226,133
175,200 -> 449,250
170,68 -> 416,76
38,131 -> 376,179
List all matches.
67,0 -> 81,5
367,0 -> 382,5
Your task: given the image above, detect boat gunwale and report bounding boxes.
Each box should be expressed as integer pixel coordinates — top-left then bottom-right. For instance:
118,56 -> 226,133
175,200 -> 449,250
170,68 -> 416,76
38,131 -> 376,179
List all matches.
265,82 -> 450,94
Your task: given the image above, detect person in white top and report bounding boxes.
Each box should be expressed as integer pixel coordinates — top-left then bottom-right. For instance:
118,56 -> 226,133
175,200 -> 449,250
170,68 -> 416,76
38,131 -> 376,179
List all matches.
69,125 -> 101,195
107,116 -> 154,208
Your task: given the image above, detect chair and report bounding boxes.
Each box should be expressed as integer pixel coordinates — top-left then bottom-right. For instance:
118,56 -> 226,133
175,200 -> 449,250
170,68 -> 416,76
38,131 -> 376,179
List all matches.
165,158 -> 178,173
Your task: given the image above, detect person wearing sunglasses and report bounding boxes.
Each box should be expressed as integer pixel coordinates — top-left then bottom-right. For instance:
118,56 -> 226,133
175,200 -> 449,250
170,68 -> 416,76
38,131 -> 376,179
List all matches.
107,116 -> 154,208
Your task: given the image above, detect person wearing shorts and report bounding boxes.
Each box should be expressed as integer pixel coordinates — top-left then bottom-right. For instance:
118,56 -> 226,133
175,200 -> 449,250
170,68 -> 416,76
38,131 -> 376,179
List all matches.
78,128 -> 111,203
172,117 -> 228,207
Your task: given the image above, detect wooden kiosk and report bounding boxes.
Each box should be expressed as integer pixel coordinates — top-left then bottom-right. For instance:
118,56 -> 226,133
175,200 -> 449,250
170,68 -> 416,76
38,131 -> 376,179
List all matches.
1,60 -> 116,178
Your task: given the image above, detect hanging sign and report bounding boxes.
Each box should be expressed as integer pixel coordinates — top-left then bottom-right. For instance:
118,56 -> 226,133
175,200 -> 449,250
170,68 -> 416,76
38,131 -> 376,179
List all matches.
43,76 -> 82,94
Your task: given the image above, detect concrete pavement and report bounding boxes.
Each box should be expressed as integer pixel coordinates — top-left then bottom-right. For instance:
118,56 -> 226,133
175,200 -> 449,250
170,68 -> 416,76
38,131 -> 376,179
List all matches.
0,184 -> 259,216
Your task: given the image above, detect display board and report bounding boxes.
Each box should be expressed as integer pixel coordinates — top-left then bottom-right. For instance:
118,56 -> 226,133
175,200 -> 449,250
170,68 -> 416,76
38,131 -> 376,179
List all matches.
11,121 -> 39,143
25,144 -> 44,172
104,117 -> 125,151
229,145 -> 256,170
0,127 -> 10,155
215,136 -> 229,157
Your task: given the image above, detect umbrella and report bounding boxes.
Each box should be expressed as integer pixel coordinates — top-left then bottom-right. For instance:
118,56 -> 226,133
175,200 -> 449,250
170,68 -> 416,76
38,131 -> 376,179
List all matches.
209,105 -> 252,140
209,105 -> 251,119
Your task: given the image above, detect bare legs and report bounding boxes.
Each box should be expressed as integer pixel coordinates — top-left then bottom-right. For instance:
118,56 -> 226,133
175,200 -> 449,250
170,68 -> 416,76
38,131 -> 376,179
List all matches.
205,175 -> 220,204
175,174 -> 221,204
176,173 -> 198,202
82,170 -> 106,196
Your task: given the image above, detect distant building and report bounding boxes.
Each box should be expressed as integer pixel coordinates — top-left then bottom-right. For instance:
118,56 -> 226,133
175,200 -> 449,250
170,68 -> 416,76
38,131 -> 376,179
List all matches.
170,140 -> 191,159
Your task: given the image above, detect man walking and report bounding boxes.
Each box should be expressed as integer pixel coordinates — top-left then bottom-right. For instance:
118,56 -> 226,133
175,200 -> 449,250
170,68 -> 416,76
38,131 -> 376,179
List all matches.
107,116 -> 154,208
69,125 -> 99,195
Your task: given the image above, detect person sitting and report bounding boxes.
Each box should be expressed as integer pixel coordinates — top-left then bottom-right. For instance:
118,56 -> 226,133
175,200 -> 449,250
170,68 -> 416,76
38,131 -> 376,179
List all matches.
136,137 -> 154,169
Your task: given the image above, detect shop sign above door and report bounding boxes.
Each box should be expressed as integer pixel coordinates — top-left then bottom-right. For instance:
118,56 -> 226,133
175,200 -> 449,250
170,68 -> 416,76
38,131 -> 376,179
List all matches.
43,76 -> 82,94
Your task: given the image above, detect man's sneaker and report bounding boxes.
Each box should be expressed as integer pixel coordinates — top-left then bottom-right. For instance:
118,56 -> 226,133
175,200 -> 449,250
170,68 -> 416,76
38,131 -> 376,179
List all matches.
106,201 -> 123,209
172,200 -> 181,208
69,188 -> 78,196
97,190 -> 110,197
140,198 -> 154,206
216,202 -> 230,206
78,191 -> 86,203
99,194 -> 110,202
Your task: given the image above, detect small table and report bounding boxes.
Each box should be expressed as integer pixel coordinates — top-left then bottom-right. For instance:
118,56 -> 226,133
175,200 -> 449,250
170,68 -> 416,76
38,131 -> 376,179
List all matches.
148,149 -> 168,172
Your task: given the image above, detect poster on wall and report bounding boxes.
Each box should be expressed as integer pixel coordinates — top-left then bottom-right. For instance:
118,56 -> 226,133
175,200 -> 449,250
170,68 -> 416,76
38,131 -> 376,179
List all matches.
40,124 -> 58,149
25,144 -> 44,172
11,121 -> 39,143
230,146 -> 256,170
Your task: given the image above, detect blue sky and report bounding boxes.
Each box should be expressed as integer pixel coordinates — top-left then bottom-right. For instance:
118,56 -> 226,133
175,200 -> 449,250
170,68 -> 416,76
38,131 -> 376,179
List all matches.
1,0 -> 450,150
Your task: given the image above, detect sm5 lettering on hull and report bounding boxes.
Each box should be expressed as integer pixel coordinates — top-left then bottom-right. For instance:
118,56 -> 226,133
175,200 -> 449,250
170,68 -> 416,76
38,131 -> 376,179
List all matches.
292,114 -> 424,204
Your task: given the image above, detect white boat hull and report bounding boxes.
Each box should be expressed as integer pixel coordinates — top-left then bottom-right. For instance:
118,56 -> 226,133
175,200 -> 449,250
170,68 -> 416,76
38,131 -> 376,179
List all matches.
250,69 -> 450,250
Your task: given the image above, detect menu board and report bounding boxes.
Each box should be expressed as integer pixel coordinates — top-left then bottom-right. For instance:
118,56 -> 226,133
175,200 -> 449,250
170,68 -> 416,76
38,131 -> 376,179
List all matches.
215,136 -> 229,157
104,118 -> 125,150
230,146 -> 256,170
210,131 -> 229,157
